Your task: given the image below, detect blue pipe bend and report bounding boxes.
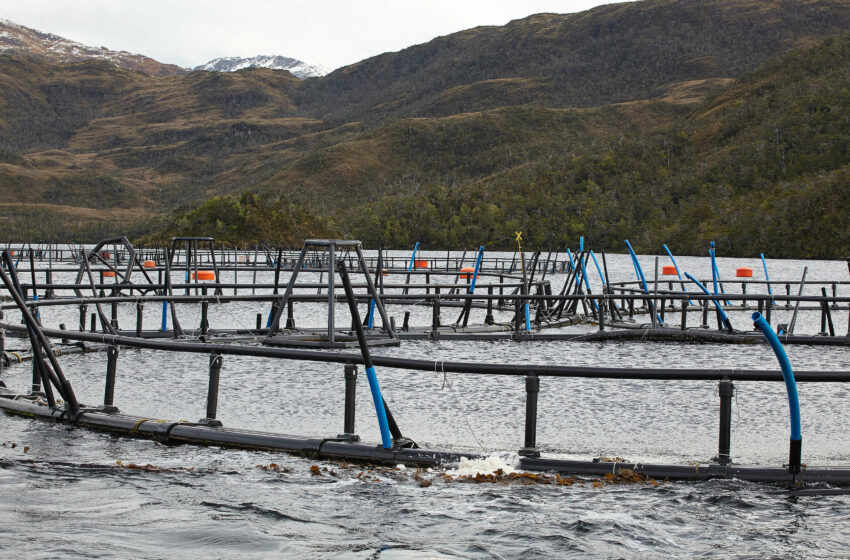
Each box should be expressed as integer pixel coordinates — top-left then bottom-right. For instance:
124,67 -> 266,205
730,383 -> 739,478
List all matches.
365,366 -> 393,449
752,312 -> 801,442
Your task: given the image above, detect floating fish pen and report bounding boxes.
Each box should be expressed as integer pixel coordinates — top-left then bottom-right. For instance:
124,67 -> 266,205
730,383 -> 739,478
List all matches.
2,237 -> 850,485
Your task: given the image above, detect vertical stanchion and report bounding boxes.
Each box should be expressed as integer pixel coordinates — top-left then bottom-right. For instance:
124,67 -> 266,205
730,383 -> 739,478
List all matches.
135,302 -> 144,337
201,299 -> 209,336
103,345 -> 118,410
485,286 -> 495,325
432,287 -> 441,334
821,287 -> 835,336
519,374 -> 540,457
202,352 -> 223,426
338,363 -> 360,441
714,377 -> 733,465
286,299 -> 295,329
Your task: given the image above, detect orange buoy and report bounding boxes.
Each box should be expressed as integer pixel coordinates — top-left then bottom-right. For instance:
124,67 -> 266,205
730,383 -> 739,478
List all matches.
736,267 -> 753,278
460,266 -> 476,280
414,259 -> 429,269
662,265 -> 678,276
193,270 -> 216,281
382,268 -> 388,276
143,260 -> 156,268
102,270 -> 116,278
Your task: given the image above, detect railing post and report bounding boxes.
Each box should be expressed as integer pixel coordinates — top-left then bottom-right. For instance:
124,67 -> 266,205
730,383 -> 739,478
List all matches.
286,299 -> 295,329
110,292 -> 119,330
103,345 -> 119,411
337,363 -> 360,441
485,285 -> 495,325
31,348 -> 42,395
519,374 -> 540,457
432,287 -> 441,333
201,299 -> 209,335
79,304 -> 87,331
821,287 -> 835,336
135,301 -> 144,337
201,352 -> 223,426
714,377 -> 733,465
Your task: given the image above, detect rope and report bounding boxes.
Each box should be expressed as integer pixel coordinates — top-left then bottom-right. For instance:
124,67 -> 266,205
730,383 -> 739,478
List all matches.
434,360 -> 486,452
212,293 -> 263,343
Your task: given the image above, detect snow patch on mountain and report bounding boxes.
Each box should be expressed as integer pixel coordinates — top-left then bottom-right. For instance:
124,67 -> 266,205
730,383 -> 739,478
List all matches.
194,55 -> 327,78
0,18 -> 185,76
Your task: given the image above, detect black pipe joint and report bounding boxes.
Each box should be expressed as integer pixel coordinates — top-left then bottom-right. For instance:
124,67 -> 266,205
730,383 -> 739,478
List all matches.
789,438 -> 802,475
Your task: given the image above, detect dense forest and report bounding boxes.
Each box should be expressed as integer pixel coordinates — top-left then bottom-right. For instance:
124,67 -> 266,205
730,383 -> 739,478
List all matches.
1,0 -> 849,257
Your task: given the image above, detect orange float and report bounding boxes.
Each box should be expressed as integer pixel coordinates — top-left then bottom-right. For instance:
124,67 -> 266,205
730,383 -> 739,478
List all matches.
193,270 -> 216,281
143,260 -> 156,268
736,267 -> 753,278
414,259 -> 429,269
662,265 -> 678,276
460,266 -> 476,280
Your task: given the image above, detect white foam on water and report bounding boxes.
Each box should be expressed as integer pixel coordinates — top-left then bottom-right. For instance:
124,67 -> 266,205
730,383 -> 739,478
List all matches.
445,453 -> 519,477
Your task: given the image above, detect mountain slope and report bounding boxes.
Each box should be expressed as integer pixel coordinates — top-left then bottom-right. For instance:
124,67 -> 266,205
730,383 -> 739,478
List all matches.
333,32 -> 850,257
297,0 -> 850,122
2,0 -> 850,255
0,19 -> 185,76
194,55 -> 327,78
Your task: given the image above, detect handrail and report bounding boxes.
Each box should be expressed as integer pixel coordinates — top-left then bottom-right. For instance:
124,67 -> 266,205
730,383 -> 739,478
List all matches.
1,318 -> 849,382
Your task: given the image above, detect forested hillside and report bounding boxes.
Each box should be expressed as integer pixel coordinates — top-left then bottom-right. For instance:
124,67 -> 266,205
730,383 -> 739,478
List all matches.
338,34 -> 850,257
1,0 -> 849,257
297,0 -> 850,121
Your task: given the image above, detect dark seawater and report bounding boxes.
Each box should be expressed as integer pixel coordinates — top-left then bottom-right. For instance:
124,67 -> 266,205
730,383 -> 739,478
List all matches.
1,252 -> 850,558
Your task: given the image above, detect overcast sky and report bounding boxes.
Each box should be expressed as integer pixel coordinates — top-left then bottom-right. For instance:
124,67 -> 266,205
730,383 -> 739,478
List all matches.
0,0 -> 622,71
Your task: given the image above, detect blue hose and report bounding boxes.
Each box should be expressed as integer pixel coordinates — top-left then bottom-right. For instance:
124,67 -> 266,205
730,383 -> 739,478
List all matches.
684,272 -> 732,331
407,242 -> 420,272
589,250 -> 605,286
752,312 -> 801,440
578,252 -> 599,312
624,240 -> 649,293
752,312 -> 802,475
661,244 -> 693,305
760,253 -> 775,305
161,300 -> 168,332
710,242 -> 719,295
364,366 -> 393,449
710,242 -> 730,306
469,245 -> 485,293
625,240 -> 662,324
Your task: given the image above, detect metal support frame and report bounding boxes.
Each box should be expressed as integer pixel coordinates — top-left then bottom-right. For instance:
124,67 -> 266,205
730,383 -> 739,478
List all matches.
267,240 -> 395,343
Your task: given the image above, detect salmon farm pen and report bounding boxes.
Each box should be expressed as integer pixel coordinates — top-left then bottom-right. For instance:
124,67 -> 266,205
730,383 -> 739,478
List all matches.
2,237 -> 850,487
